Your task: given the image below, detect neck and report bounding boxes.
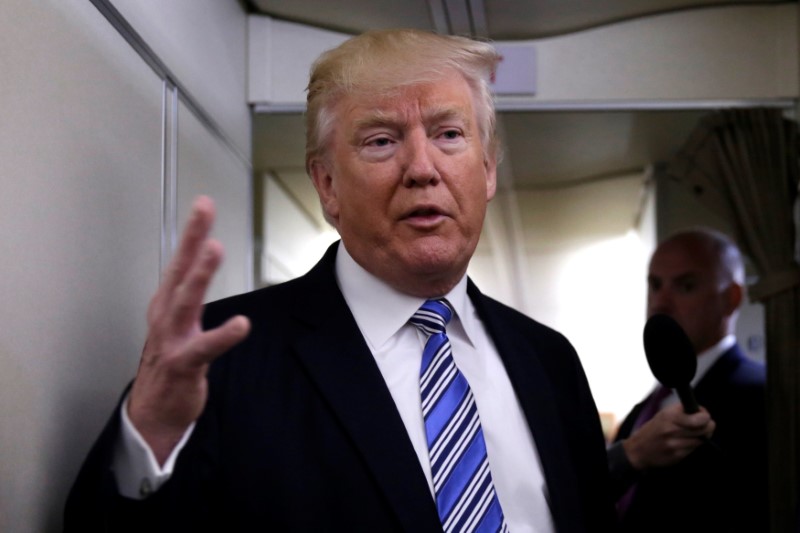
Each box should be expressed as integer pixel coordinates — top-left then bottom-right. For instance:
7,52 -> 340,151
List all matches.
388,274 -> 463,299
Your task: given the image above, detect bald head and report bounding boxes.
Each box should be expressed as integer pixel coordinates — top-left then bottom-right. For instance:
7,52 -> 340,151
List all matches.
661,229 -> 744,285
647,228 -> 745,353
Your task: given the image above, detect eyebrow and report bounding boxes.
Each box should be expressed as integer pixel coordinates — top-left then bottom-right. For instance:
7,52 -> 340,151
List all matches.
351,104 -> 472,133
648,272 -> 699,285
352,109 -> 406,132
422,104 -> 472,129
673,272 -> 700,284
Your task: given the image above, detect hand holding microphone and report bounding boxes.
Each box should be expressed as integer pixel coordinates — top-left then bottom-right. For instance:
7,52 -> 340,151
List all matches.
628,313 -> 717,466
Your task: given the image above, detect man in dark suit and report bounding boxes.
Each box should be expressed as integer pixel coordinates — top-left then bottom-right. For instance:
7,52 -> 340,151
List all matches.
610,228 -> 767,532
65,29 -> 614,532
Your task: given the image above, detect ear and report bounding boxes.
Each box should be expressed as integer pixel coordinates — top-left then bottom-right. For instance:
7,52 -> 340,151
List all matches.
724,282 -> 744,316
484,152 -> 497,202
309,158 -> 340,225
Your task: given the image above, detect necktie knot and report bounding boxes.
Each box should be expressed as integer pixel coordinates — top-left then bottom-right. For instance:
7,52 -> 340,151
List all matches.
410,299 -> 452,336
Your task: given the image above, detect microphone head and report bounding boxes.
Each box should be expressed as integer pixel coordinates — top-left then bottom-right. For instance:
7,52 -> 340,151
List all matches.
643,313 -> 697,388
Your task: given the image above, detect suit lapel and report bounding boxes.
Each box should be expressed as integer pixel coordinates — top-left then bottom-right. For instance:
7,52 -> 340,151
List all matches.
285,245 -> 441,531
693,345 -> 741,405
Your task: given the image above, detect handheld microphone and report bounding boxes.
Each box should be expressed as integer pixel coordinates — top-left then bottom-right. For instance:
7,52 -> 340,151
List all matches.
642,314 -> 699,414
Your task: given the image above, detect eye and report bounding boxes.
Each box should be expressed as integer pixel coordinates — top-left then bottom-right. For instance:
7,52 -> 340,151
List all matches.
676,280 -> 696,293
359,132 -> 397,161
440,129 -> 462,140
367,136 -> 393,148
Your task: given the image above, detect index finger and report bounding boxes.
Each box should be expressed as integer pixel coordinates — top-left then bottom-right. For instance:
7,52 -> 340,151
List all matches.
162,196 -> 216,295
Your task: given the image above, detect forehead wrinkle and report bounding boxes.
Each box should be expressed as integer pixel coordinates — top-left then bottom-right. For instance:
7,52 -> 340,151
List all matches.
349,98 -> 471,133
422,103 -> 472,129
649,269 -> 703,288
351,107 -> 410,132
341,89 -> 477,154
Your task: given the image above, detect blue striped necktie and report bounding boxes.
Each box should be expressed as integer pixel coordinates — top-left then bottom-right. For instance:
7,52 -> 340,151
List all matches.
410,299 -> 509,533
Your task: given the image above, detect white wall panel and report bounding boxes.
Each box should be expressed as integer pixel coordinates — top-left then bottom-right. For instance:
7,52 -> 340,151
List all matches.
0,1 -> 253,531
0,1 -> 162,530
177,101 -> 252,302
530,4 -> 798,101
111,0 -> 251,156
248,16 -> 349,105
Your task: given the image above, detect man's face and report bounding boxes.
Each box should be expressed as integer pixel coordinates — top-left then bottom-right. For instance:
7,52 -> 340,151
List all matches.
310,73 -> 496,297
646,239 -> 733,354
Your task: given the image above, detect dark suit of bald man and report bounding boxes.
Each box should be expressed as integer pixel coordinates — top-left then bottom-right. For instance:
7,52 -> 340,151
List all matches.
614,344 -> 767,533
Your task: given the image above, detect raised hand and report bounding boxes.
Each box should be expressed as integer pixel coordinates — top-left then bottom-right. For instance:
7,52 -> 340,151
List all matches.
622,402 -> 716,471
127,196 -> 251,465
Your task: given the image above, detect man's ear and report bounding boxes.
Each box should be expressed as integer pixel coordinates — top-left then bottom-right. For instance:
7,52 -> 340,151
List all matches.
484,152 -> 497,202
725,282 -> 744,316
309,158 -> 340,224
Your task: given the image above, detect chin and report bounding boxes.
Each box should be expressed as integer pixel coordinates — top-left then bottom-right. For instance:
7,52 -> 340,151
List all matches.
402,239 -> 472,276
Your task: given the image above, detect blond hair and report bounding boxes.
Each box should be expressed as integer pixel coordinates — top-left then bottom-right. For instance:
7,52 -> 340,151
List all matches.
305,29 -> 501,170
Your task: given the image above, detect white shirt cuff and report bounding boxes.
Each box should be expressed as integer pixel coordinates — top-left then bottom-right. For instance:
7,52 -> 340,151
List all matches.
112,394 -> 196,499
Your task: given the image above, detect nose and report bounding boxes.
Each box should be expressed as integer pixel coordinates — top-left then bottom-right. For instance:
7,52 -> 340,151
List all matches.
401,130 -> 439,187
647,288 -> 673,317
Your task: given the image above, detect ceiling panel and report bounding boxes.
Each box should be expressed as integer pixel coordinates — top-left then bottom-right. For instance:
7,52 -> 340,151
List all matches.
499,110 -> 708,186
483,0 -> 783,39
246,0 -> 434,36
517,172 -> 646,250
246,0 -> 787,40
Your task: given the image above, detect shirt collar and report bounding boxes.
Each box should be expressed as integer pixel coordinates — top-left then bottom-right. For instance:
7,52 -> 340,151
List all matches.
692,334 -> 735,387
334,241 -> 474,351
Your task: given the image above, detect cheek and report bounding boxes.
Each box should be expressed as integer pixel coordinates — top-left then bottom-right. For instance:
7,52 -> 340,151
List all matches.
338,174 -> 393,224
461,178 -> 491,220
449,162 -> 487,197
676,297 -> 715,327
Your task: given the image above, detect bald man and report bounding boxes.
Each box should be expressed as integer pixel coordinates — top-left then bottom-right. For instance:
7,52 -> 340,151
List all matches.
610,228 -> 767,533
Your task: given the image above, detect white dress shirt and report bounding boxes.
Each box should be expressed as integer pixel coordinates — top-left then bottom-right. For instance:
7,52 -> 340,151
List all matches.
115,242 -> 555,532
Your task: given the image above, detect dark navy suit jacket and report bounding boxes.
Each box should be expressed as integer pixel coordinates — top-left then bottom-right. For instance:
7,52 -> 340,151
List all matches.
614,344 -> 767,533
65,243 -> 615,532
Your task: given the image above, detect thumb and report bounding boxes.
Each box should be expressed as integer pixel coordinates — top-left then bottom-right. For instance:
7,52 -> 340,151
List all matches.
184,315 -> 251,368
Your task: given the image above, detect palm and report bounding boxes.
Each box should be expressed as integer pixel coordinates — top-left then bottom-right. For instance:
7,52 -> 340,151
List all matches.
128,196 -> 250,464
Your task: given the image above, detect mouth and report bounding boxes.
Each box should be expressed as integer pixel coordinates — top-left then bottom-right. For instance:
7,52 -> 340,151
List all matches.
401,205 -> 449,227
406,206 -> 444,217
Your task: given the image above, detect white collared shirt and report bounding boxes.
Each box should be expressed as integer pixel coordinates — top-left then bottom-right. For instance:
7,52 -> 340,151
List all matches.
336,243 -> 553,533
115,242 -> 555,532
